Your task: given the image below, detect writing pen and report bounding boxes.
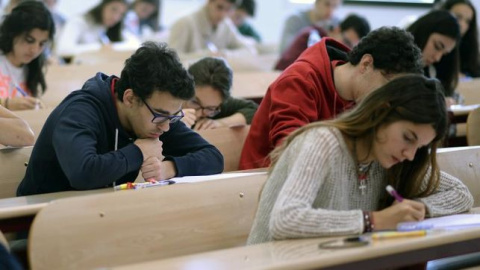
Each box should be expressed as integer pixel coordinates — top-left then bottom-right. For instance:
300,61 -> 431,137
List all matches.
386,185 -> 404,202
15,85 -> 28,97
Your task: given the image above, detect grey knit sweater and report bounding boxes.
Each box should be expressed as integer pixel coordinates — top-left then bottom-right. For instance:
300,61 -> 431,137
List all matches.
247,127 -> 474,245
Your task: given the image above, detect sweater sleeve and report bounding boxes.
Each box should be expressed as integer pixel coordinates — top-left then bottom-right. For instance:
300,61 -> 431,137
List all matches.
268,75 -> 322,148
418,170 -> 473,217
269,129 -> 364,240
161,121 -> 224,176
215,97 -> 258,124
52,103 -> 143,190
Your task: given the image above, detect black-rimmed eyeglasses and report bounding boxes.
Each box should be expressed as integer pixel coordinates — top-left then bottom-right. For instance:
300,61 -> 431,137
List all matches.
186,99 -> 221,117
142,99 -> 184,124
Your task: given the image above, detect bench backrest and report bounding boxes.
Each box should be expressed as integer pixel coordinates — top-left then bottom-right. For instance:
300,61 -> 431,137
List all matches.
467,107 -> 480,146
28,173 -> 267,270
437,147 -> 480,207
197,125 -> 250,172
457,79 -> 480,105
0,147 -> 32,199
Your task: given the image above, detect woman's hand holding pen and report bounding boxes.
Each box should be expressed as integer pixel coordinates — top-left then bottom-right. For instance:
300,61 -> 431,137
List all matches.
372,200 -> 426,230
7,96 -> 42,110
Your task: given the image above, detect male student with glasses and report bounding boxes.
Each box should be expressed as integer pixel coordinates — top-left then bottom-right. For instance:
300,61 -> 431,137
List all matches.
17,42 -> 224,196
181,57 -> 258,130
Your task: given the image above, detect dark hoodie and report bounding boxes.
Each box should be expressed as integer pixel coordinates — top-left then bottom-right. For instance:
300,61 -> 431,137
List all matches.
17,73 -> 223,196
239,38 -> 353,170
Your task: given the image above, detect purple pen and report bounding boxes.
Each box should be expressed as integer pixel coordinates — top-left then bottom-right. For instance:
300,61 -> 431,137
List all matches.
386,185 -> 404,202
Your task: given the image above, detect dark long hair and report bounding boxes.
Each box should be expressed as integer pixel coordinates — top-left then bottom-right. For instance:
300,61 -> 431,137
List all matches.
270,75 -> 448,199
0,1 -> 55,97
439,0 -> 479,77
407,10 -> 461,96
86,0 -> 127,42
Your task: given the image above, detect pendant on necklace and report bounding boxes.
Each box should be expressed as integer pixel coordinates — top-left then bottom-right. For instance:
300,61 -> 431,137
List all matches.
359,178 -> 367,195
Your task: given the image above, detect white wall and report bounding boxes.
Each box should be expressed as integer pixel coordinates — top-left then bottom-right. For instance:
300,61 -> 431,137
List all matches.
56,0 -> 480,44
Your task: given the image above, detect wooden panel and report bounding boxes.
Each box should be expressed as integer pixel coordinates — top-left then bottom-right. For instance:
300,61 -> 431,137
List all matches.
0,147 -> 32,199
467,107 -> 480,146
437,147 -> 480,206
197,125 -> 250,172
457,79 -> 480,105
28,173 -> 267,270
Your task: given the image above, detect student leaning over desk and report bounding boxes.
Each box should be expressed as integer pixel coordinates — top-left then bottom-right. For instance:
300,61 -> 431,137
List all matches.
247,75 -> 474,245
17,42 -> 224,196
0,1 -> 55,111
239,27 -> 424,170
182,57 -> 258,130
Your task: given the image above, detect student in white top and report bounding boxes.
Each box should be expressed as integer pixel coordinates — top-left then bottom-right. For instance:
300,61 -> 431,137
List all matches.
168,0 -> 256,58
0,1 -> 55,111
124,0 -> 160,40
55,0 -> 136,58
248,75 -> 473,245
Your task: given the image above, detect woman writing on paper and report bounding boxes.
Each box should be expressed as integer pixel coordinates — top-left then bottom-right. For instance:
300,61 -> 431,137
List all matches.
0,1 -> 55,111
247,75 -> 473,245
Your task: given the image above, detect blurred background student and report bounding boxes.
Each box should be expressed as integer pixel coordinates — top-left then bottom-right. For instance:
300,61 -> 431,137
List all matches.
55,0 -> 138,58
407,10 -> 460,102
439,0 -> 479,78
0,1 -> 55,110
182,57 -> 258,130
279,0 -> 342,54
124,0 -> 161,41
275,13 -> 370,71
230,0 -> 261,43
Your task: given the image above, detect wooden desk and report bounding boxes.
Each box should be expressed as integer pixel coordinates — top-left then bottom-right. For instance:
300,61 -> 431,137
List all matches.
231,71 -> 280,102
0,189 -> 110,233
113,227 -> 480,270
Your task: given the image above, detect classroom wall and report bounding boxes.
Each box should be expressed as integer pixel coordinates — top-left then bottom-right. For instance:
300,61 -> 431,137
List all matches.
56,0 -> 480,45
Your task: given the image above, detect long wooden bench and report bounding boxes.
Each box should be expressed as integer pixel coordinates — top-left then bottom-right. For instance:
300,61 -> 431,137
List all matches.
28,172 -> 268,270
27,147 -> 480,270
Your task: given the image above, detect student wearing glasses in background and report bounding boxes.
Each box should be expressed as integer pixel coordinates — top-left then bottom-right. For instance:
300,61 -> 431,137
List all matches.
182,57 -> 258,130
17,42 -> 224,196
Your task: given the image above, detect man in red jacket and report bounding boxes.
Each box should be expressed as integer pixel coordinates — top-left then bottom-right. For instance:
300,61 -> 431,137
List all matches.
239,27 -> 424,169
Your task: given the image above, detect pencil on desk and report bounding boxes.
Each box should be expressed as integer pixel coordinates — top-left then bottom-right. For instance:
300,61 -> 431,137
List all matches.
371,230 -> 427,240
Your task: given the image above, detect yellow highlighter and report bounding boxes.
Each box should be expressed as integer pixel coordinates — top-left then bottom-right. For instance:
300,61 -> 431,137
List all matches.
371,230 -> 427,240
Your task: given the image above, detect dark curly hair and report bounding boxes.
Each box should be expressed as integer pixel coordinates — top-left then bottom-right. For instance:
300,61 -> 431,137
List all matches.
407,10 -> 461,96
187,57 -> 232,99
348,26 -> 423,75
0,1 -> 55,97
439,0 -> 479,77
86,0 -> 127,42
115,42 -> 194,102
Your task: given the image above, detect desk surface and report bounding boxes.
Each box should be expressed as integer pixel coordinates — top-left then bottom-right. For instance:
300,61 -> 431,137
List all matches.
0,188 -> 110,220
114,225 -> 480,270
